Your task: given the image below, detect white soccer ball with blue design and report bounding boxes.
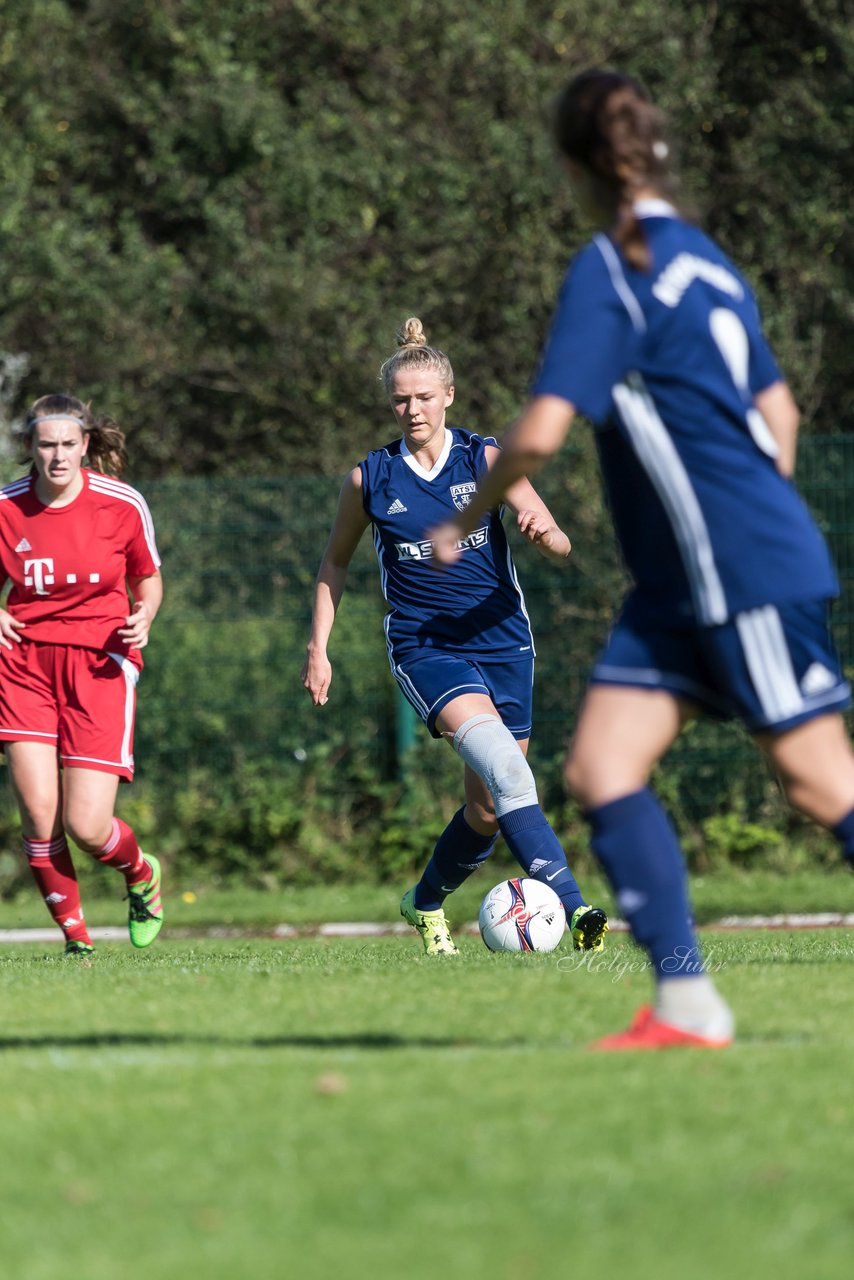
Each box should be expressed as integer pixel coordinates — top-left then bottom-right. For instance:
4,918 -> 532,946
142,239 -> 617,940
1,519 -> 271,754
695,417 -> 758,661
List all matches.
479,877 -> 565,953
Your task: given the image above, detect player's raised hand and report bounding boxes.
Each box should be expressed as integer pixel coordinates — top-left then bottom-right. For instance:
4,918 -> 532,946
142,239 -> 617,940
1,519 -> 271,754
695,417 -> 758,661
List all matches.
118,599 -> 153,649
302,650 -> 332,706
516,509 -> 571,557
0,608 -> 25,649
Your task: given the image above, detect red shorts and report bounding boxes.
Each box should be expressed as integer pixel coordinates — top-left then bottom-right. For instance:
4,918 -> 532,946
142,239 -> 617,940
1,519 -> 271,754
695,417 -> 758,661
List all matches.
0,641 -> 139,780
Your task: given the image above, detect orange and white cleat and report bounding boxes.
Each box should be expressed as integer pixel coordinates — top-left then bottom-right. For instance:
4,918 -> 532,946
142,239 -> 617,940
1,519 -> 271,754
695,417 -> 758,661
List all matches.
588,1004 -> 733,1052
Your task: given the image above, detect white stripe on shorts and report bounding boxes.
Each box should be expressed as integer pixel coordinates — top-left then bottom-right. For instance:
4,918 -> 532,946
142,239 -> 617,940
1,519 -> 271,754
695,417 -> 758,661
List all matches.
391,664 -> 429,719
107,652 -> 139,770
735,605 -> 804,723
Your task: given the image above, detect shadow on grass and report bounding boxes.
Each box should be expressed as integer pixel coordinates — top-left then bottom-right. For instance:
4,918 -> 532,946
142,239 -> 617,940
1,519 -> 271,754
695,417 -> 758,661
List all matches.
1,1029 -> 821,1052
0,1031 -> 529,1051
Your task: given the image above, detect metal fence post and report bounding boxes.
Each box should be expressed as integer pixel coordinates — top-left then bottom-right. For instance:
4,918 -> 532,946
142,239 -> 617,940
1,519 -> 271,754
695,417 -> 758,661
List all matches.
395,688 -> 418,780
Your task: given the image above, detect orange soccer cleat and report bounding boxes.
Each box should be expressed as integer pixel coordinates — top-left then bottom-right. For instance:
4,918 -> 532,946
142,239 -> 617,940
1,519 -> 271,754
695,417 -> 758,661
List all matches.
588,1004 -> 733,1052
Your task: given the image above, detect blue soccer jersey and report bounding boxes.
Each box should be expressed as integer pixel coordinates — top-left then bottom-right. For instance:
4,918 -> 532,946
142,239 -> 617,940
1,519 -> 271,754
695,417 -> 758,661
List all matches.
533,201 -> 838,624
359,428 -> 535,663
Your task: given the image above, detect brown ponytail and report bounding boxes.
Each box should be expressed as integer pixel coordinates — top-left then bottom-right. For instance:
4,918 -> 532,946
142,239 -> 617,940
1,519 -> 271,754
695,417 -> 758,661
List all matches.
554,69 -> 676,271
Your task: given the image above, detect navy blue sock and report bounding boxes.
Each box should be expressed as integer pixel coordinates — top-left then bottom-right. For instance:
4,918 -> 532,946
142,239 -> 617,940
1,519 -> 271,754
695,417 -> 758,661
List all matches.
832,807 -> 854,870
413,807 -> 497,910
586,788 -> 699,977
498,804 -> 585,916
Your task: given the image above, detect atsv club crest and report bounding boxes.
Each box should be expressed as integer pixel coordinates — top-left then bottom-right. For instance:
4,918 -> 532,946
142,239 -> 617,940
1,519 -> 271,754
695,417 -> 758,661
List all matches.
450,482 -> 477,512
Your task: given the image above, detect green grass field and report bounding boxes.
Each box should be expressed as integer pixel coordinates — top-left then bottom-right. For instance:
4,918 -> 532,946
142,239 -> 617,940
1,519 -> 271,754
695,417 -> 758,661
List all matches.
1,885 -> 853,1280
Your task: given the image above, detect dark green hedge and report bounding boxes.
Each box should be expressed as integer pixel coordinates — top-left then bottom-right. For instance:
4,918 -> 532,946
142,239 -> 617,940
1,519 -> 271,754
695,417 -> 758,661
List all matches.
1,0 -> 851,472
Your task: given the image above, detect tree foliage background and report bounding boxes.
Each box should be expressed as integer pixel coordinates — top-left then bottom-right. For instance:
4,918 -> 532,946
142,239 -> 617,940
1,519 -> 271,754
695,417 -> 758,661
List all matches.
0,0 -> 851,477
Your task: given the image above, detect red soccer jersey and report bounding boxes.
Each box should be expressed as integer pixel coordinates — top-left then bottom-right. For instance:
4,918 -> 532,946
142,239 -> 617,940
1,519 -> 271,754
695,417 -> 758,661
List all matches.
0,470 -> 160,660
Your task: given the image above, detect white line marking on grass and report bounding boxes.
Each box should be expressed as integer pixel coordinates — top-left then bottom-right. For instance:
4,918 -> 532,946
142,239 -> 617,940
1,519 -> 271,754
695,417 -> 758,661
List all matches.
318,922 -> 411,936
0,926 -> 128,943
713,912 -> 854,929
2,914 -> 854,946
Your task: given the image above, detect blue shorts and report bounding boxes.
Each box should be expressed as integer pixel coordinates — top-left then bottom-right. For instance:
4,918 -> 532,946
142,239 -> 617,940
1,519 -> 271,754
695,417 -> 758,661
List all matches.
591,593 -> 851,734
392,652 -> 534,739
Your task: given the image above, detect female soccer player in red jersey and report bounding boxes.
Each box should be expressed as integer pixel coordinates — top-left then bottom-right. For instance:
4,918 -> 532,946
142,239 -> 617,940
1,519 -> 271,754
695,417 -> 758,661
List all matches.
0,394 -> 165,955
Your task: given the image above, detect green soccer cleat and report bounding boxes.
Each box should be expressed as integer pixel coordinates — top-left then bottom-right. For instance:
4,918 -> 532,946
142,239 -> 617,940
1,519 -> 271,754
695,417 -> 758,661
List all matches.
127,854 -> 164,949
570,904 -> 609,953
64,940 -> 95,958
400,887 -> 459,955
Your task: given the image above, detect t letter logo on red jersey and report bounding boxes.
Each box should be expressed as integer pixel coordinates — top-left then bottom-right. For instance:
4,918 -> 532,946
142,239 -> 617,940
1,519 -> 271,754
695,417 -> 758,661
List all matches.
24,558 -> 55,595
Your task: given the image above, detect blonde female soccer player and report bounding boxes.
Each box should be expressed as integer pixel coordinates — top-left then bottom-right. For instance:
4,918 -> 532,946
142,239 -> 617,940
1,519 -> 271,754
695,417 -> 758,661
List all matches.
302,319 -> 608,956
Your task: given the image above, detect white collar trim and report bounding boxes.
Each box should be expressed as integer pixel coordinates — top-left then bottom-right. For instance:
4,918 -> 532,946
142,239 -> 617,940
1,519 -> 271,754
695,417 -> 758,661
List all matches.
400,428 -> 452,480
634,198 -> 677,218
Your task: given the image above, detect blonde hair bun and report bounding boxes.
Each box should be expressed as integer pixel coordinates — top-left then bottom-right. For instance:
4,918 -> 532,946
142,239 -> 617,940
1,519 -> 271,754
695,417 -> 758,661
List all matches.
379,317 -> 453,393
397,317 -> 427,349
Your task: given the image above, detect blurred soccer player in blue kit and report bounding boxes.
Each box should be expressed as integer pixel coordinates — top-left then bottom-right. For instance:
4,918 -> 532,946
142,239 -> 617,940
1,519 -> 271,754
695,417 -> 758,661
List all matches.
429,69 -> 854,1048
302,317 -> 608,956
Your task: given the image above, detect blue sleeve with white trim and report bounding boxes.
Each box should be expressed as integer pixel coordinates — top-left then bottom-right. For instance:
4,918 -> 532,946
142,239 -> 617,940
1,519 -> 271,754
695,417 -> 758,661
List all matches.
533,241 -> 643,422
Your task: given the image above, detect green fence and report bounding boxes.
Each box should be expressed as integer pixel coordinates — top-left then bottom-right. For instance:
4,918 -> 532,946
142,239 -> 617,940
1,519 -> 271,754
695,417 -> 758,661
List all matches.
3,434 -> 850,889
134,434 -> 854,827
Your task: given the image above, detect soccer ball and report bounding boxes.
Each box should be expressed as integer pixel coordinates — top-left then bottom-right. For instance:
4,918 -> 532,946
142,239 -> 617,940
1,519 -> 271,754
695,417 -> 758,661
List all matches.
478,877 -> 566,953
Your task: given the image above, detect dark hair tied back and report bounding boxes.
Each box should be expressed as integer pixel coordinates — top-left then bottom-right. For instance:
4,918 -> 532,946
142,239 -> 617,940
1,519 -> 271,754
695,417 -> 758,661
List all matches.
554,68 -> 675,271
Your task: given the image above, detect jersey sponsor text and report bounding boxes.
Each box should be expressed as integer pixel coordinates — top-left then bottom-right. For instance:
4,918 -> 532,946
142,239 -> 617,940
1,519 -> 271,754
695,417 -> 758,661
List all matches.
395,527 -> 490,561
652,252 -> 743,308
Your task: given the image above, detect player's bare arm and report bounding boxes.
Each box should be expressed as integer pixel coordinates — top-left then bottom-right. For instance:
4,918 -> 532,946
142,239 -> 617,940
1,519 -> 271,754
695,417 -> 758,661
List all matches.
488,453 -> 572,562
0,578 -> 25,649
120,570 -> 163,650
754,381 -> 800,478
431,397 -> 576,565
302,467 -> 371,706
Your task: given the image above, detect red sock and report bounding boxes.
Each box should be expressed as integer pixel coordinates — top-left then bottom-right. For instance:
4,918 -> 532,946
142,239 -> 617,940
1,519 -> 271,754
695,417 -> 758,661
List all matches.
24,834 -> 92,945
93,818 -> 148,884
